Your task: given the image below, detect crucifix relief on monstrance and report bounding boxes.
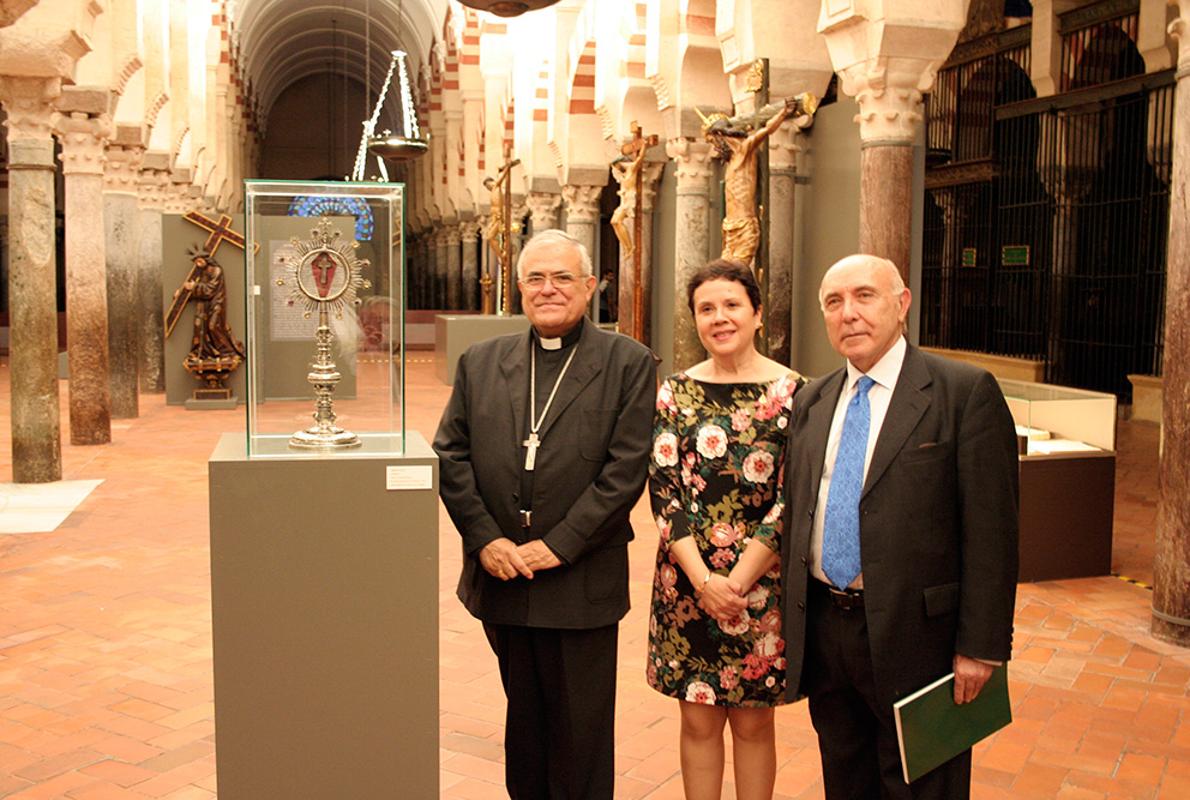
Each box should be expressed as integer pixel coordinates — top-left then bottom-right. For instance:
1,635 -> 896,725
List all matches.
274,217 -> 372,449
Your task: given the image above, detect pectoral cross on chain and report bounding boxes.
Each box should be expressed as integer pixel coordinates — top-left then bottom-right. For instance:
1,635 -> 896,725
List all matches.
522,432 -> 541,471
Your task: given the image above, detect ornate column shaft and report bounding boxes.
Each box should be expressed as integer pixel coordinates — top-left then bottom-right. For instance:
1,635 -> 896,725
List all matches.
445,223 -> 463,310
459,220 -> 481,311
55,93 -> 112,446
0,76 -> 62,481
766,121 -> 804,366
103,129 -> 144,419
525,191 -> 562,236
615,163 -> 663,345
137,152 -> 171,394
433,226 -> 449,309
667,137 -> 715,369
1153,4 -> 1190,646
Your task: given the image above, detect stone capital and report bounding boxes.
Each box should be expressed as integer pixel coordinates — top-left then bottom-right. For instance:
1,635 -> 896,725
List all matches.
137,166 -> 171,210
561,184 -> 602,224
665,138 -> 714,193
0,75 -> 60,143
525,191 -> 562,228
55,111 -> 110,176
443,224 -> 462,247
837,62 -> 926,143
459,220 -> 482,239
818,3 -> 967,143
768,120 -> 805,171
640,162 -> 665,213
104,142 -> 144,194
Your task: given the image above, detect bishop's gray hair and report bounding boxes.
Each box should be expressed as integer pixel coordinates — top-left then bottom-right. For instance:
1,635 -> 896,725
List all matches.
516,229 -> 594,278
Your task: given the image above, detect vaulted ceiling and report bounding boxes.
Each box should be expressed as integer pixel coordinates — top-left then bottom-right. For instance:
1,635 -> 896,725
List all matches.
232,0 -> 446,122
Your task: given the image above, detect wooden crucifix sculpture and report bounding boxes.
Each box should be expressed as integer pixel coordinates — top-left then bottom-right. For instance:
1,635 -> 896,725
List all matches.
701,90 -> 817,268
611,122 -> 658,343
482,155 -> 520,315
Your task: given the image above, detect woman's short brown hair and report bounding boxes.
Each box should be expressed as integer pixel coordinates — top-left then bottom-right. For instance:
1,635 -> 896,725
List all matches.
686,260 -> 761,313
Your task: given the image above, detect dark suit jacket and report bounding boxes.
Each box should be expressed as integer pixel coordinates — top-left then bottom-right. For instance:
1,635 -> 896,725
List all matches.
782,343 -> 1019,706
434,319 -> 657,630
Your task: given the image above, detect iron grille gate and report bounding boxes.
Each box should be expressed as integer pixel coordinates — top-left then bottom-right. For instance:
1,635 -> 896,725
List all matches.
921,8 -> 1173,401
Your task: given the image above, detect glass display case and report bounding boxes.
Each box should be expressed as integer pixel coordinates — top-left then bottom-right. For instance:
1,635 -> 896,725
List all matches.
997,378 -> 1116,456
244,180 -> 405,458
997,378 -> 1116,582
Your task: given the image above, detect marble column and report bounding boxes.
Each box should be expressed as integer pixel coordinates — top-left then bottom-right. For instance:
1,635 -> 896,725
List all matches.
525,191 -> 562,236
509,202 -> 528,314
479,217 -> 497,314
860,143 -> 914,282
137,152 -> 170,393
666,138 -> 715,370
0,77 -> 62,482
818,2 -> 967,284
434,227 -> 449,309
459,220 -> 481,311
561,183 -> 602,265
766,121 -> 804,367
55,90 -> 112,445
614,163 -> 663,345
104,129 -> 144,419
445,224 -> 462,310
1152,3 -> 1190,646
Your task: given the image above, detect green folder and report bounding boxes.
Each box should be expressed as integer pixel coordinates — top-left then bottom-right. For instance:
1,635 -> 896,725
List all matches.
892,664 -> 1011,784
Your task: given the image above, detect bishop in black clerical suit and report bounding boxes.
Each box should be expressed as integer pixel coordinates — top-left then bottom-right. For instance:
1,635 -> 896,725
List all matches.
434,229 -> 656,799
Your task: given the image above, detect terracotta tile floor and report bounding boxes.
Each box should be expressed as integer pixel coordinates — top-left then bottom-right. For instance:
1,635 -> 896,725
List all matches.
0,354 -> 1184,799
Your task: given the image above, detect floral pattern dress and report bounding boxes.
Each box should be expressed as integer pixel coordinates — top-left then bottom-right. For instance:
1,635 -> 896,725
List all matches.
646,373 -> 803,707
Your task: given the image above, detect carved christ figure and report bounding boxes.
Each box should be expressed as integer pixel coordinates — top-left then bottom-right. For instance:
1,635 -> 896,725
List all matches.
483,174 -> 505,270
706,95 -> 801,266
610,143 -> 648,257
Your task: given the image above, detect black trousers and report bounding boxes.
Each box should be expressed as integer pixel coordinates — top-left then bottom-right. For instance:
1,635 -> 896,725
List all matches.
802,580 -> 971,800
483,622 -> 618,800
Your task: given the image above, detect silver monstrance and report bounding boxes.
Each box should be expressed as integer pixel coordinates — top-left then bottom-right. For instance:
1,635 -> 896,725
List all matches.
276,217 -> 371,449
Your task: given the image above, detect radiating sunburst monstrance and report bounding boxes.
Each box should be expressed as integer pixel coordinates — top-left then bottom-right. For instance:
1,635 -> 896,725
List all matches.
275,217 -> 372,449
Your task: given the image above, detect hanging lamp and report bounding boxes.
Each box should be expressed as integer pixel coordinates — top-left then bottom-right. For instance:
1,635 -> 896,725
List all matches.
457,1 -> 561,16
367,50 -> 428,163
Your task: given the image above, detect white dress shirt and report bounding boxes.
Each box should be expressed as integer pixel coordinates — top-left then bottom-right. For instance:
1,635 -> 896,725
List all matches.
809,336 -> 908,589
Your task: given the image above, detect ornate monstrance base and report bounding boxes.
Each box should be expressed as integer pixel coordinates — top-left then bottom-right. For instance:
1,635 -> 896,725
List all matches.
288,426 -> 361,449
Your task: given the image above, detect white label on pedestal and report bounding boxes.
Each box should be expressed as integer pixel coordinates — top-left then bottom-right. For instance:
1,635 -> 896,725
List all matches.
386,465 -> 432,490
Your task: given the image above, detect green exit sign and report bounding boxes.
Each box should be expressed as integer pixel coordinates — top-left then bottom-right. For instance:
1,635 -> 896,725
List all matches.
1001,245 -> 1030,266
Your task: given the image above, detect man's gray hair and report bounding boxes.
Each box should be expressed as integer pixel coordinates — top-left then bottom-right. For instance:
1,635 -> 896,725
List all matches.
818,254 -> 906,308
516,229 -> 594,278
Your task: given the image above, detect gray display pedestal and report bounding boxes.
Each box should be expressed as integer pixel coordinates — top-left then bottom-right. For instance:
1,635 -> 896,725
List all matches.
208,432 -> 438,799
436,313 -> 530,384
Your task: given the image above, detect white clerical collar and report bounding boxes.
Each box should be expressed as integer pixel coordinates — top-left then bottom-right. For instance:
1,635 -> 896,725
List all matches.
845,335 -> 907,393
532,320 -> 583,352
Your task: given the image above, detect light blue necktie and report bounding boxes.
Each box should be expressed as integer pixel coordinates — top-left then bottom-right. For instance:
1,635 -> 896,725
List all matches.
822,376 -> 875,590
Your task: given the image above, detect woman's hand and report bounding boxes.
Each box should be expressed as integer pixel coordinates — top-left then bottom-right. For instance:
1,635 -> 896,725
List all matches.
697,574 -> 747,621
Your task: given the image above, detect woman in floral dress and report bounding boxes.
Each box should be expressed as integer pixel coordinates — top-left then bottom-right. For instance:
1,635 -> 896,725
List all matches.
647,260 -> 803,800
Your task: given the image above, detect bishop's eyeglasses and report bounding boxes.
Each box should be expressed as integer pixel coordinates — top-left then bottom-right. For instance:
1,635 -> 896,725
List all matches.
520,271 -> 582,289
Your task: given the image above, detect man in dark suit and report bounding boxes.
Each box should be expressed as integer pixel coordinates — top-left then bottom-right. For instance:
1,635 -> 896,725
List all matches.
781,254 -> 1019,799
434,229 -> 656,799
